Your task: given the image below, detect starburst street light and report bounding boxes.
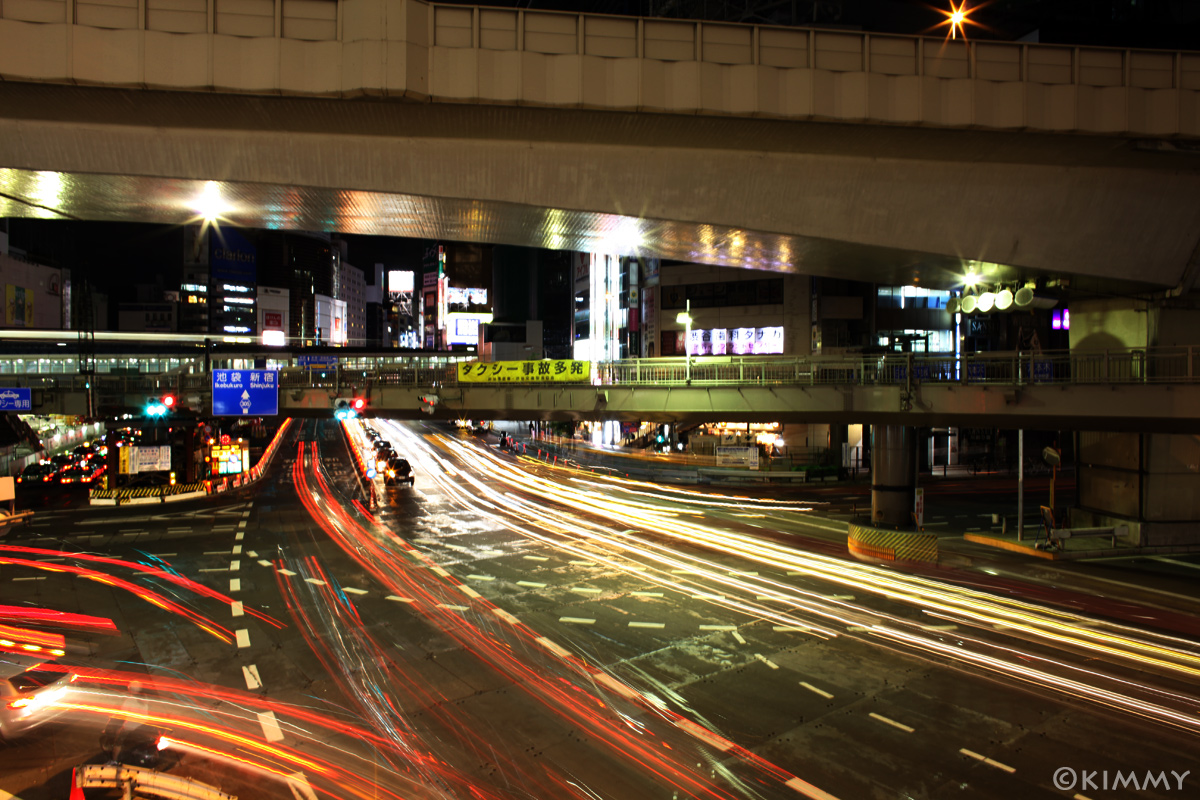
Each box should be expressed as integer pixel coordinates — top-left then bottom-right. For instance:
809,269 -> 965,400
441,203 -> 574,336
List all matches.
935,1 -> 981,41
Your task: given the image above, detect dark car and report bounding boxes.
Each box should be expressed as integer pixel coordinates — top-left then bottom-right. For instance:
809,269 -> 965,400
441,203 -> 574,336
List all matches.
59,463 -> 104,485
384,456 -> 414,487
16,463 -> 57,484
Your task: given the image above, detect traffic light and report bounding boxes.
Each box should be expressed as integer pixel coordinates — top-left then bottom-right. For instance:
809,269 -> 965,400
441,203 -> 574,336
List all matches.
334,399 -> 357,421
352,397 -> 366,413
145,394 -> 174,417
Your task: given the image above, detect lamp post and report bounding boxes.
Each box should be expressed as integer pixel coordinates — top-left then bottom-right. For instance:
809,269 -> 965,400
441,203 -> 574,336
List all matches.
676,300 -> 692,383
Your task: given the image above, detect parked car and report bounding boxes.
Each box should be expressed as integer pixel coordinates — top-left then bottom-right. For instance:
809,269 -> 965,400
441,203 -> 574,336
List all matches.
384,456 -> 414,487
0,660 -> 77,740
16,463 -> 57,484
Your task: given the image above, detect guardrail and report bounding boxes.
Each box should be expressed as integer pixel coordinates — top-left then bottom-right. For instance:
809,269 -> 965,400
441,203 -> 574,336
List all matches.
0,347 -> 1198,395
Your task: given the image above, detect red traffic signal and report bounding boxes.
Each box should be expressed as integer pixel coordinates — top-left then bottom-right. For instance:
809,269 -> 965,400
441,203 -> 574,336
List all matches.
161,394 -> 176,408
352,398 -> 366,411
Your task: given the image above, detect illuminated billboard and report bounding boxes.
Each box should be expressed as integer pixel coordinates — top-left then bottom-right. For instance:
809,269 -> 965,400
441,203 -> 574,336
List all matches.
444,312 -> 493,346
688,326 -> 784,356
388,271 -> 414,293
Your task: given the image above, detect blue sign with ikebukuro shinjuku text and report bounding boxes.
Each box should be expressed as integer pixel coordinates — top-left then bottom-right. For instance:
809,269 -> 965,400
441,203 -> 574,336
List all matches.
0,388 -> 31,411
212,370 -> 278,416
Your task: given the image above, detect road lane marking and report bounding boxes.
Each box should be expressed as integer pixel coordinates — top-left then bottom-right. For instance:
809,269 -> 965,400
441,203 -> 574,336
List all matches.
258,560 -> 272,567
826,595 -> 856,600
230,578 -> 241,592
631,591 -> 663,597
959,749 -> 1015,773
204,551 -> 228,555
436,604 -> 469,611
229,560 -> 240,571
247,551 -> 258,558
799,681 -> 833,699
386,596 -> 414,603
732,631 -> 747,644
277,569 -> 296,576
699,624 -> 736,631
536,637 -> 571,658
430,566 -> 452,578
242,664 -> 262,690
869,712 -> 914,733
256,710 -> 284,742
458,585 -> 481,599
674,718 -> 734,752
151,553 -> 176,557
921,624 -> 958,631
773,625 -> 813,633
1152,556 -> 1200,571
691,593 -> 725,600
467,574 -> 495,581
569,560 -> 595,566
12,577 -> 45,581
847,626 -> 871,632
523,555 -> 549,562
493,608 -> 519,624
593,672 -> 640,701
198,568 -> 228,573
286,773 -> 318,800
231,601 -> 244,617
784,776 -> 842,800
517,580 -> 546,588
235,629 -> 251,648
560,617 -> 595,625
342,588 -> 368,595
754,653 -> 779,669
232,545 -> 242,555
235,532 -> 244,541
304,578 -> 327,586
628,621 -> 665,629
570,587 -> 601,594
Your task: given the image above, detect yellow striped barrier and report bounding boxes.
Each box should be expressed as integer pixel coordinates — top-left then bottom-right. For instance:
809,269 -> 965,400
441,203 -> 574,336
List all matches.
847,522 -> 938,564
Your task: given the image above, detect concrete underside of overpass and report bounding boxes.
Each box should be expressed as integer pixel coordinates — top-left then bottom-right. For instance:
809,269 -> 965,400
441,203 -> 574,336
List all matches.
34,382 -> 1200,433
2,82 -> 1199,291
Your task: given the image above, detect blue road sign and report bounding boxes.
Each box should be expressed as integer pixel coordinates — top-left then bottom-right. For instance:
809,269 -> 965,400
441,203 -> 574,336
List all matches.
297,355 -> 338,368
0,388 -> 31,411
212,370 -> 279,416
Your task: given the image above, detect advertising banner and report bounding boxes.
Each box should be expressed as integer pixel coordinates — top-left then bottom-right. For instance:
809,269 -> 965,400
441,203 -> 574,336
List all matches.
458,360 -> 590,383
210,228 -> 257,285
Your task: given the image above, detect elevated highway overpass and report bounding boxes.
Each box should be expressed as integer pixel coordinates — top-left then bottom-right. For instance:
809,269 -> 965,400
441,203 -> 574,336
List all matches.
1,0 -> 1199,290
12,347 -> 1200,433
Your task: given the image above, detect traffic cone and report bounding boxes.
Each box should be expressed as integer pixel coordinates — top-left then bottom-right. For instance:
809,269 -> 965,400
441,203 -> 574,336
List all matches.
69,768 -> 85,800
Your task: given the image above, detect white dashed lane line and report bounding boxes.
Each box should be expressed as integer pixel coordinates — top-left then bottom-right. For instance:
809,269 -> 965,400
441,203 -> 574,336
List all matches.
869,712 -> 914,733
699,624 -> 736,631
799,681 -> 833,699
229,578 -> 241,592
522,555 -> 549,562
342,588 -> 368,595
959,749 -> 1016,773
242,664 -> 262,690
628,621 -> 665,629
732,631 -> 747,644
560,617 -> 595,625
304,578 -> 327,586
631,591 -> 663,598
231,601 -> 244,617
754,653 -> 779,669
517,581 -> 546,589
386,596 -> 414,603
235,629 -> 251,648
277,569 -> 297,576
256,710 -> 284,742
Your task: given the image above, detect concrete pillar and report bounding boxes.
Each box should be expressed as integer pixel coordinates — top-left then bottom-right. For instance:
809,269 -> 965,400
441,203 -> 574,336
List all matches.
871,424 -> 917,527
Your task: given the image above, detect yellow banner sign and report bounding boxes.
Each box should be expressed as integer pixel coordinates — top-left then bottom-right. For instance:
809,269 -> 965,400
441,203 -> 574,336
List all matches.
458,360 -> 590,383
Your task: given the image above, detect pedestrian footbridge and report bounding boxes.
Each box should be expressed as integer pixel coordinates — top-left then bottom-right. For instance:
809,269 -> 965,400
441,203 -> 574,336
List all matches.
11,347 -> 1200,433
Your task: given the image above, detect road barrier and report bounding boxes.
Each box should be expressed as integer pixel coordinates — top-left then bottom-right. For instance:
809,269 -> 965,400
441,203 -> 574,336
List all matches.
847,522 -> 938,564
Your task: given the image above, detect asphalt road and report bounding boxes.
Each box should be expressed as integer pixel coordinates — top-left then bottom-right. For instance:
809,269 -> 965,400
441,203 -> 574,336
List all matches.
0,419 -> 1196,800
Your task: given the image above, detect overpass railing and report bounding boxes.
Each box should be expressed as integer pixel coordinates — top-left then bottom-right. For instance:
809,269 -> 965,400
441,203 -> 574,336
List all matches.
0,347 -> 1195,398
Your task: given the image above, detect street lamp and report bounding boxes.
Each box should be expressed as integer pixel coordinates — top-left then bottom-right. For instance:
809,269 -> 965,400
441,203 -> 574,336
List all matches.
675,300 -> 692,383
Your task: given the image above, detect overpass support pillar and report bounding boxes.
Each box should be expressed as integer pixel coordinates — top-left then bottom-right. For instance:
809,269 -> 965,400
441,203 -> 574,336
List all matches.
871,425 -> 916,527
